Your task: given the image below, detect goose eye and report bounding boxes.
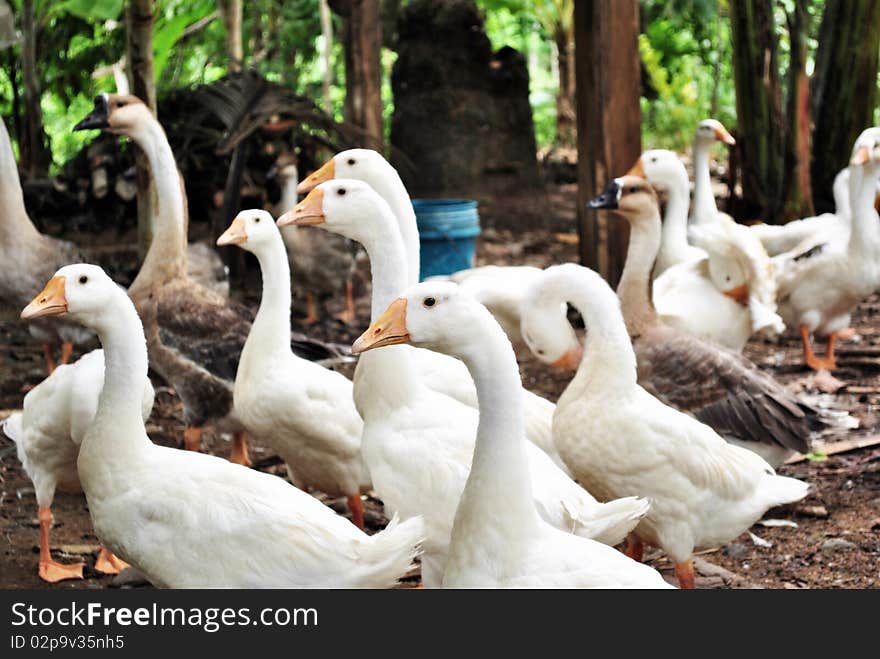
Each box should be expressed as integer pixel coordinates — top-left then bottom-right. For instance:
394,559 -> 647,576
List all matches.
536,349 -> 545,355
338,188 -> 346,196
347,158 -> 355,165
423,297 -> 436,308
628,186 -> 639,193
79,275 -> 88,284
254,217 -> 260,223
651,157 -> 657,163
116,101 -> 125,108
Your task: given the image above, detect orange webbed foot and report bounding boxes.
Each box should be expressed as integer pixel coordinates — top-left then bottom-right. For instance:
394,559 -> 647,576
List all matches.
39,559 -> 84,583
94,546 -> 129,575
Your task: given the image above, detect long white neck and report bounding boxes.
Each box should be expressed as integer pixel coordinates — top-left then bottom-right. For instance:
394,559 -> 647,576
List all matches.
453,308 -> 540,531
365,167 -> 421,284
691,139 -> 717,225
82,293 -> 153,457
550,266 -> 637,394
128,120 -> 188,293
657,169 -> 695,269
0,120 -> 40,244
278,173 -> 299,216
351,215 -> 422,413
848,163 -> 880,257
238,232 -> 293,381
617,211 -> 661,335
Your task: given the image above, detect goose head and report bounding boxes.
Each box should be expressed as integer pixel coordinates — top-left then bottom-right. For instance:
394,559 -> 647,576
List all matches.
352,281 -> 486,357
21,264 -> 121,328
519,279 -> 582,371
627,149 -> 689,191
850,127 -> 880,167
217,209 -> 278,252
695,118 -> 736,147
277,178 -> 395,243
73,94 -> 153,137
297,149 -> 387,195
588,175 -> 660,226
268,152 -> 298,184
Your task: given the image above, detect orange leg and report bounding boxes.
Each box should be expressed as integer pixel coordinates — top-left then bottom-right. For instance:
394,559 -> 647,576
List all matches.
302,291 -> 319,326
229,431 -> 252,467
60,341 -> 73,365
347,494 -> 365,530
624,535 -> 644,562
675,559 -> 695,590
183,426 -> 203,452
94,546 -> 129,575
37,507 -> 83,583
800,325 -> 837,371
42,343 -> 56,375
333,280 -> 357,325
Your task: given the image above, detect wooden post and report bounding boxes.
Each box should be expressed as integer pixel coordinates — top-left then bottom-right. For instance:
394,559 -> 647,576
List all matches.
218,0 -> 244,73
574,0 -> 641,286
20,0 -> 51,179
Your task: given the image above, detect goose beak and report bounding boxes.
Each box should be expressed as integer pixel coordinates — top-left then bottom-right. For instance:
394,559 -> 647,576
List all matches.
22,277 -> 68,320
588,179 -> 622,210
73,94 -> 110,131
352,298 -> 410,354
550,343 -> 583,371
625,158 -> 646,179
723,283 -> 750,306
851,146 -> 871,166
714,124 -> 736,146
297,159 -> 335,194
278,188 -> 325,227
217,217 -> 248,246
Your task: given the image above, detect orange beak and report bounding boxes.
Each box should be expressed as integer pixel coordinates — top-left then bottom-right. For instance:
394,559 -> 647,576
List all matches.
723,283 -> 749,306
352,298 -> 410,354
625,157 -> 646,179
297,159 -> 335,195
550,343 -> 583,371
851,146 -> 871,166
277,188 -> 325,227
21,277 -> 68,320
714,123 -> 736,146
216,216 -> 248,246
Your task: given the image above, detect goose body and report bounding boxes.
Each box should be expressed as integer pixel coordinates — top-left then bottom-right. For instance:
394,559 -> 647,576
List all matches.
280,180 -> 650,587
20,264 -> 423,588
353,281 -> 668,589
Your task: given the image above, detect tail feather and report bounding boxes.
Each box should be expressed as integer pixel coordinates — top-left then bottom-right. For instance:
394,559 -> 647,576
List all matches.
573,496 -> 651,546
355,514 -> 424,588
763,474 -> 810,508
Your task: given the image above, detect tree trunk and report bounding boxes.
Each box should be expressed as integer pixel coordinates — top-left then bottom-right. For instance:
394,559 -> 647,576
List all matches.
574,0 -> 641,286
126,0 -> 158,259
334,0 -> 384,150
729,0 -> 785,222
554,23 -> 576,146
218,0 -> 244,73
320,0 -> 334,113
781,0 -> 814,220
810,0 -> 880,213
20,0 -> 51,179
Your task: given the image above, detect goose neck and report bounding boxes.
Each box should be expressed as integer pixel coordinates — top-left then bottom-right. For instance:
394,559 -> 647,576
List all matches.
691,141 -> 717,225
617,211 -> 661,335
241,234 -> 293,371
657,176 -> 694,269
849,163 -> 880,255
365,168 -> 420,285
0,122 -> 40,244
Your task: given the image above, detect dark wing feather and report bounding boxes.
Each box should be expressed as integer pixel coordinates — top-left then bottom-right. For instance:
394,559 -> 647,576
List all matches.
636,325 -> 818,453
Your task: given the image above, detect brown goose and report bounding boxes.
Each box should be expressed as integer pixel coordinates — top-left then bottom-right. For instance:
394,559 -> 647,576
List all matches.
0,118 -> 92,372
587,175 -> 820,467
73,94 -> 339,465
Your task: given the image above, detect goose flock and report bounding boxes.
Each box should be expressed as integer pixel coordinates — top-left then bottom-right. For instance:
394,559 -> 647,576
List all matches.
2,92 -> 878,589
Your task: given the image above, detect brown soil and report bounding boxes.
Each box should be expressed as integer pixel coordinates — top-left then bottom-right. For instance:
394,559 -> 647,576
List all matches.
1,184 -> 878,589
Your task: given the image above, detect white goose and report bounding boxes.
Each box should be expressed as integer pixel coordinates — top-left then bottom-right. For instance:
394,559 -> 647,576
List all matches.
353,282 -> 670,589
279,180 -> 650,587
520,262 -> 810,589
217,210 -> 370,528
19,264 -> 423,588
2,349 -> 153,582
292,150 -> 561,469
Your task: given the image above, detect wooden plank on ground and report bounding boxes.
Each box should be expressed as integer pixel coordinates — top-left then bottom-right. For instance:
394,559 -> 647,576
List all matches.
785,434 -> 880,464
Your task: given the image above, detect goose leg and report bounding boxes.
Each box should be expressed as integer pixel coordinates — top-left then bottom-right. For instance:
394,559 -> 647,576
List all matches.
60,341 -> 73,365
333,280 -> 357,325
42,344 -> 56,375
624,535 -> 644,562
674,559 -> 695,589
37,507 -> 83,583
94,546 -> 129,575
229,431 -> 252,467
183,426 -> 203,452
302,291 -> 319,326
347,494 -> 365,530
800,325 -> 837,371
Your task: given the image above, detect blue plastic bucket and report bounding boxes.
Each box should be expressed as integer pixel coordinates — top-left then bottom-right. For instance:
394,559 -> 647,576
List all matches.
413,199 -> 481,280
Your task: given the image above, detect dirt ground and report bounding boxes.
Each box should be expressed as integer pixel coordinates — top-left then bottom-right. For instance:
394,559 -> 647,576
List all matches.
1,183 -> 878,589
